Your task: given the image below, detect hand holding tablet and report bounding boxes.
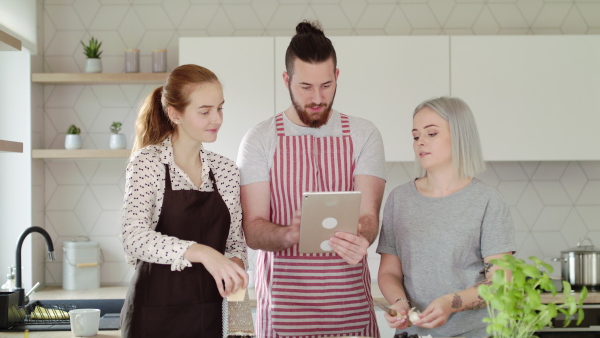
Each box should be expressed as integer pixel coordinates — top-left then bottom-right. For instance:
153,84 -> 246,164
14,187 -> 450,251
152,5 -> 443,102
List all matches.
298,191 -> 362,254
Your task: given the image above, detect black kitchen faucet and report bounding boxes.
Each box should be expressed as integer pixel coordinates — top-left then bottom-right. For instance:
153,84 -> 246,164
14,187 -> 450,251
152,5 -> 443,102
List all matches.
15,226 -> 55,306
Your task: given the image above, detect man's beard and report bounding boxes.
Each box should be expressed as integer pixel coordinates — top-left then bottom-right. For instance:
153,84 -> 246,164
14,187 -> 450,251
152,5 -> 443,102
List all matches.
289,88 -> 336,128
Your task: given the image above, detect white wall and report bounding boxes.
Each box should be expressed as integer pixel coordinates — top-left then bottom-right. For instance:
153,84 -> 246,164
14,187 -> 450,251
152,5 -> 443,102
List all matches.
0,49 -> 34,290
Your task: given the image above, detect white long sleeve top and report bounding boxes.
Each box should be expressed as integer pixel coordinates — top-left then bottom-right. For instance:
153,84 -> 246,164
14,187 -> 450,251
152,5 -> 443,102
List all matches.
121,136 -> 246,271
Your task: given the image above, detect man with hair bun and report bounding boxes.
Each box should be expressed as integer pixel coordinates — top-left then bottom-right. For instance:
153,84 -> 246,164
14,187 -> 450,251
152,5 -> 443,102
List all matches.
238,20 -> 385,337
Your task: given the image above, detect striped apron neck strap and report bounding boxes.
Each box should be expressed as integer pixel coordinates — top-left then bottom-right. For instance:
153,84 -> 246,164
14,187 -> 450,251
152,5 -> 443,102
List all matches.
275,112 -> 285,136
340,113 -> 351,136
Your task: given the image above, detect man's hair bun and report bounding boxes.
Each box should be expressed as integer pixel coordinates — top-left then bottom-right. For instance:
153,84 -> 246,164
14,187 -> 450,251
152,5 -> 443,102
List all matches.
295,20 -> 324,36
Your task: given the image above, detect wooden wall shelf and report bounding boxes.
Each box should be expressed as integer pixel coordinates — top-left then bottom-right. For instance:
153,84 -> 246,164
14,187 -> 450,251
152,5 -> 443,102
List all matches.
0,140 -> 23,153
0,29 -> 21,52
32,149 -> 131,159
31,73 -> 167,84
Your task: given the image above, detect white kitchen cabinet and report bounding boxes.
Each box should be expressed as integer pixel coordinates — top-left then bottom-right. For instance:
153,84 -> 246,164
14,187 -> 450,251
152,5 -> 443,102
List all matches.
179,37 -> 275,162
0,49 -> 34,292
451,35 -> 600,161
274,36 -> 450,162
179,36 -> 600,163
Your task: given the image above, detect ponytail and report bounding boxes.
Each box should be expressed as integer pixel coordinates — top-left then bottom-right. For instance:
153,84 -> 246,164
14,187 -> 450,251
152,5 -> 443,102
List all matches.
132,86 -> 174,152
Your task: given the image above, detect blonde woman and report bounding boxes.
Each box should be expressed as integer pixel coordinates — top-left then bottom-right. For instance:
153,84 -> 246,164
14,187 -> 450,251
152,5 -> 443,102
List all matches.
377,97 -> 516,338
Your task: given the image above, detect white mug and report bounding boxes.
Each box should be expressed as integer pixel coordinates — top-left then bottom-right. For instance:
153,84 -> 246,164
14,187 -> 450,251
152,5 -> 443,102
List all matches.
69,308 -> 100,337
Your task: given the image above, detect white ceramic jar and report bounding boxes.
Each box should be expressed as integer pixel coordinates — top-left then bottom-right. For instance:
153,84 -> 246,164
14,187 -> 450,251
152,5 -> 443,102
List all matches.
63,240 -> 101,291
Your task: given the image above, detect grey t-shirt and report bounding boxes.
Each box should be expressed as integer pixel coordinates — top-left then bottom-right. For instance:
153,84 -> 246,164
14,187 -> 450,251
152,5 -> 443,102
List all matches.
237,110 -> 386,185
377,178 -> 516,338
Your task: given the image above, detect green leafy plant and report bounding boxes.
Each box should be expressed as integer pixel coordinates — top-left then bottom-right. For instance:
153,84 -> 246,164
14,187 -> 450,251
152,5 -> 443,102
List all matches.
80,37 -> 103,59
67,124 -> 81,135
110,121 -> 122,134
479,255 -> 587,338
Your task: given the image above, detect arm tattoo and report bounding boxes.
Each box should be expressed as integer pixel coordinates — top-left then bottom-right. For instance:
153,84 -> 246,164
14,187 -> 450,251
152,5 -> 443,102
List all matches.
451,293 -> 463,309
464,299 -> 487,310
453,291 -> 488,311
473,278 -> 492,288
484,262 -> 494,275
458,263 -> 496,312
473,278 -> 492,301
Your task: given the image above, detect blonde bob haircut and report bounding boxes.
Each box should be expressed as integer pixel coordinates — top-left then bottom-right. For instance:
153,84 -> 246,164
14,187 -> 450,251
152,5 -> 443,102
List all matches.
413,97 -> 486,179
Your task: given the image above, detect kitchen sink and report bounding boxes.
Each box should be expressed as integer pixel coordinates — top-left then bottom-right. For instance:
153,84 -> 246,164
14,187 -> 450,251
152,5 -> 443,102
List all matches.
0,298 -> 123,332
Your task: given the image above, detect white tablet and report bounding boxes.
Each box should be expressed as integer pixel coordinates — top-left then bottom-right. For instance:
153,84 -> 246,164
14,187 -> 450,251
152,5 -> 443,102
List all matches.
298,191 -> 362,254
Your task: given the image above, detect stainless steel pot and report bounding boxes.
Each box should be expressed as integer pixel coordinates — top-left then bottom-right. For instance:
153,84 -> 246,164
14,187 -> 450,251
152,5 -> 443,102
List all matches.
552,237 -> 600,292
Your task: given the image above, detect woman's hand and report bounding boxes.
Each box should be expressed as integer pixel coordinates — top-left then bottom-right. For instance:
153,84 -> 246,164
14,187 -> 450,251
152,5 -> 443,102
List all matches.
383,303 -> 411,329
184,244 -> 249,298
411,295 -> 453,329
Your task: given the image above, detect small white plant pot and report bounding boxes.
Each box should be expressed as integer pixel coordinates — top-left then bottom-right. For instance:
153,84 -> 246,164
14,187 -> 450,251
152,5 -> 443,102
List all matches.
85,58 -> 102,73
110,133 -> 127,149
65,134 -> 82,150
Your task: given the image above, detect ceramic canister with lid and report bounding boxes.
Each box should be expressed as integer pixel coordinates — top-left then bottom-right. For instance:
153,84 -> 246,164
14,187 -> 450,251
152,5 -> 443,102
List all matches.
62,240 -> 102,290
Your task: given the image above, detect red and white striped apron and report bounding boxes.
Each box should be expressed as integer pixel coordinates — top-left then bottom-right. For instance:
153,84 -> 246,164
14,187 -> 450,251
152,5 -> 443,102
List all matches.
255,112 -> 379,338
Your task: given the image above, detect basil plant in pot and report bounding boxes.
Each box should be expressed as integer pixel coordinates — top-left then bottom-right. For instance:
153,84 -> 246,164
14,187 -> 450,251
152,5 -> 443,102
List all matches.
65,124 -> 82,150
479,255 -> 588,338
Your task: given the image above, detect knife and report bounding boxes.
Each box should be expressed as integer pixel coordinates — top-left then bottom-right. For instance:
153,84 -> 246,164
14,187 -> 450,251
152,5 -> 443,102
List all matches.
374,299 -> 413,327
374,299 -> 397,316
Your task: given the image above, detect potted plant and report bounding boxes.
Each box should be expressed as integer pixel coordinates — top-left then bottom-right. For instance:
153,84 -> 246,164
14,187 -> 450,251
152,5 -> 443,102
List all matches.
65,124 -> 82,150
109,121 -> 126,149
80,37 -> 103,73
478,255 -> 588,338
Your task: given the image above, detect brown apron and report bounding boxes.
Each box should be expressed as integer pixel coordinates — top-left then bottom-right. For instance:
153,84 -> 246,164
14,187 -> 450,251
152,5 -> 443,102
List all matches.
121,164 -> 231,338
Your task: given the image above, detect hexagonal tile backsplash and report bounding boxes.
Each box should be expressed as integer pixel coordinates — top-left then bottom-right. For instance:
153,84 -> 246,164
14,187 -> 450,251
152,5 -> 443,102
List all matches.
40,0 -> 600,286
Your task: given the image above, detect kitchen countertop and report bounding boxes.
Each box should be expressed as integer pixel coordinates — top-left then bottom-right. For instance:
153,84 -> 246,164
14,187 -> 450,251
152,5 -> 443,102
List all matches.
20,284 -> 600,309
1,285 -> 595,337
1,287 -> 127,337
540,290 -> 595,304
18,284 -> 600,312
29,286 -> 129,301
2,285 -> 252,337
